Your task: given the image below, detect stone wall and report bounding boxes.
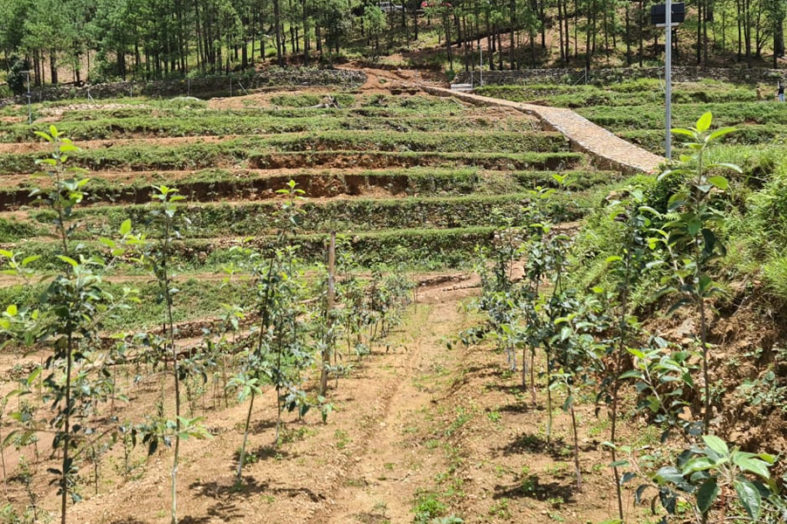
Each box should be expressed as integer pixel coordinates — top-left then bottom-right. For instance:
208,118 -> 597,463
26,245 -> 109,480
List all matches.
0,68 -> 366,106
455,66 -> 785,86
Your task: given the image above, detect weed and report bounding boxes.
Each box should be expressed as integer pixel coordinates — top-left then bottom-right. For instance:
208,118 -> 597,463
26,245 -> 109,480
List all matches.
334,429 -> 351,450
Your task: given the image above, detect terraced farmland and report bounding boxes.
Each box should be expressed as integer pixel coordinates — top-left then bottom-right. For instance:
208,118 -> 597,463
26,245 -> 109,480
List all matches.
5,76 -> 785,524
0,84 -> 651,524
0,90 -> 619,289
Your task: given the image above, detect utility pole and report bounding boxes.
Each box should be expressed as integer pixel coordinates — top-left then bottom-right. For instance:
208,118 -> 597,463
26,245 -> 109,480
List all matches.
652,1 -> 683,159
665,0 -> 672,159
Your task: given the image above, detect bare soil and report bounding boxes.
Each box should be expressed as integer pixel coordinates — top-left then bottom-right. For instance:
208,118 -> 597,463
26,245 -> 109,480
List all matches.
0,277 -> 656,524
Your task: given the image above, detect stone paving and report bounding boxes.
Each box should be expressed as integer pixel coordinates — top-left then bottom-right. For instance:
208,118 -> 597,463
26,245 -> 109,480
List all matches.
422,85 -> 666,175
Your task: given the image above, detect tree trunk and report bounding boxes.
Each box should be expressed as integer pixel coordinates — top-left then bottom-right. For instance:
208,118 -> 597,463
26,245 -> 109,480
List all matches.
625,3 -> 631,64
558,0 -> 566,62
49,51 -> 58,84
639,0 -> 645,66
775,15 -> 785,67
509,0 -> 516,69
274,0 -> 284,65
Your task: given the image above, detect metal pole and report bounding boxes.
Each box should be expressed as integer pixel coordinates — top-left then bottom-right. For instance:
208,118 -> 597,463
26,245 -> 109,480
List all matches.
665,0 -> 672,159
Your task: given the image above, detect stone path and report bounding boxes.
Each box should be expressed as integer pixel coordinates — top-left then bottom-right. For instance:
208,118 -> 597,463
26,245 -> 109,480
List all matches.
421,85 -> 665,175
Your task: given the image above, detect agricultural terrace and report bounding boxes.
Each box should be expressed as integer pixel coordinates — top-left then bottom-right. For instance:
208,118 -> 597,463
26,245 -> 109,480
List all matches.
0,75 -> 785,524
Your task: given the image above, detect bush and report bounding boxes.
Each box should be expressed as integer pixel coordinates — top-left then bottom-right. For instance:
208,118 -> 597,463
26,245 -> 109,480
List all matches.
7,56 -> 30,96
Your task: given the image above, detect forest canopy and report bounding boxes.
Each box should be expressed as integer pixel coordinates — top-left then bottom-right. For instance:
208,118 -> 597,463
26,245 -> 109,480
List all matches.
0,0 -> 784,88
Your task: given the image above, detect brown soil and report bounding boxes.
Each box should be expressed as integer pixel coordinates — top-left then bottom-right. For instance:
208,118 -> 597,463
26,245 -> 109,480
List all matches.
0,277 -> 655,524
643,284 -> 787,460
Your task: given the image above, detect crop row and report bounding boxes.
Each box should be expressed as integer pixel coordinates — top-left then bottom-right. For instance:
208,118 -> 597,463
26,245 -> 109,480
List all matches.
1,94 -> 469,120
576,102 -> 787,130
619,125 -> 787,153
0,168 -> 618,211
476,82 -> 760,108
0,147 -> 583,174
1,226 -> 503,271
0,115 -> 538,142
21,191 -> 594,240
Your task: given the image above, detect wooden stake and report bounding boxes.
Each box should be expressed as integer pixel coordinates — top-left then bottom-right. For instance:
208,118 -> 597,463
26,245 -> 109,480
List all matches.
319,231 -> 336,395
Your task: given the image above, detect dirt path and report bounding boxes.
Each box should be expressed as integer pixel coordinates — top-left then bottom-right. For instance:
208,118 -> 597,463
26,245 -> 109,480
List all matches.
419,85 -> 665,174
313,294 -> 469,523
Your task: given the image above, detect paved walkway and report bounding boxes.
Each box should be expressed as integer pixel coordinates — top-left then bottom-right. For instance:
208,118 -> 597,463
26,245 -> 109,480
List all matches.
421,85 -> 665,175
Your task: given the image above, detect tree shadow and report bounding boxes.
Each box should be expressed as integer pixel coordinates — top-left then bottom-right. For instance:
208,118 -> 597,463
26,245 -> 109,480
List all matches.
190,476 -> 270,500
250,419 -> 278,432
353,511 -> 390,524
500,432 -> 571,460
186,476 -> 270,522
497,402 -> 531,414
111,519 -> 147,524
189,475 -> 326,519
484,383 -> 526,395
494,475 -> 577,503
231,445 -> 291,473
462,364 -> 501,379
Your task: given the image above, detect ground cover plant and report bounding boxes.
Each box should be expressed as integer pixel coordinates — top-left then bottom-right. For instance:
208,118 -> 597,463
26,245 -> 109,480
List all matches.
0,82 -> 785,524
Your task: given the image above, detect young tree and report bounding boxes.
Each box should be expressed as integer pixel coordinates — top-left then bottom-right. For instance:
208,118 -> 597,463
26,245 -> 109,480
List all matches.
656,112 -> 739,434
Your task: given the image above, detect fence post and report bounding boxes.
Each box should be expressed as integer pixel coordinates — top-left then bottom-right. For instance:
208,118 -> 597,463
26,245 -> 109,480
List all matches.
319,231 -> 337,396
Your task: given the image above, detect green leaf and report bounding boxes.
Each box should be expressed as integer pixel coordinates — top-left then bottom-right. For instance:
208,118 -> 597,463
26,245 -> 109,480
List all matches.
56,255 -> 79,268
734,479 -> 762,520
119,219 -> 132,235
706,176 -> 729,191
696,478 -> 719,514
681,456 -> 715,474
6,304 -> 18,316
732,453 -> 770,478
696,112 -> 712,132
21,255 -> 40,266
671,128 -> 695,138
34,131 -> 53,142
756,453 -> 776,464
702,435 -> 729,457
626,348 -> 646,359
712,162 -> 743,174
654,466 -> 684,485
707,127 -> 736,141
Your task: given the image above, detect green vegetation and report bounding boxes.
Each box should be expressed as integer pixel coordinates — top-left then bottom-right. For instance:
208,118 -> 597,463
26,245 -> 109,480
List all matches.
0,68 -> 785,524
477,80 -> 787,156
467,113 -> 787,522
